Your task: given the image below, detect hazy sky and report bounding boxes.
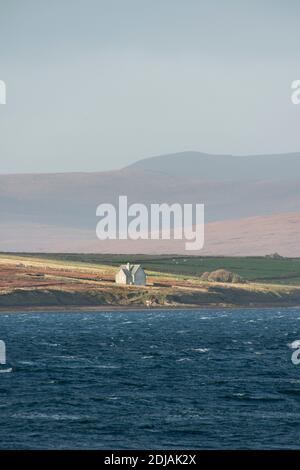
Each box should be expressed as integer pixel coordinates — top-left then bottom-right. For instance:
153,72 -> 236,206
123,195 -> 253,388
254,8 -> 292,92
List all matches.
0,0 -> 300,173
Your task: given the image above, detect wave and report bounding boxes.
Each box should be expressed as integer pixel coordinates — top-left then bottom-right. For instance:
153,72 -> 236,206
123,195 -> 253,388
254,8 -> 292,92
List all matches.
0,368 -> 12,373
191,348 -> 210,353
12,412 -> 83,421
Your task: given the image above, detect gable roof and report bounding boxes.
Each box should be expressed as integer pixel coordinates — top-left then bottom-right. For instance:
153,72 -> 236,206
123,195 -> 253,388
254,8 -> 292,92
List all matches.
118,266 -> 132,279
118,264 -> 145,277
131,264 -> 143,275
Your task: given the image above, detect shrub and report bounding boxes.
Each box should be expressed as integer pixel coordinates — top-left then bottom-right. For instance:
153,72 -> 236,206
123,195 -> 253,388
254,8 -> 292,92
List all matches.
200,269 -> 245,283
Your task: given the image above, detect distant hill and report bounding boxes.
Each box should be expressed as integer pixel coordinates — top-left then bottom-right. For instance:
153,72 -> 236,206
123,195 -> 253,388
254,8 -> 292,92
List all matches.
0,151 -> 300,254
126,151 -> 300,182
1,212 -> 300,257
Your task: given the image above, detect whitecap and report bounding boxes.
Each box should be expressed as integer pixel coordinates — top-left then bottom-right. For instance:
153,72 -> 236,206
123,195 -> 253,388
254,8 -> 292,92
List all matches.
95,365 -> 119,369
13,412 -> 81,421
0,368 -> 12,373
53,355 -> 77,360
191,348 -> 210,353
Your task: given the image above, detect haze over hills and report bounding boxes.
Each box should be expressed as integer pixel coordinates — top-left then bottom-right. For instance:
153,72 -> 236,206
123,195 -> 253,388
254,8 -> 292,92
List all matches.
126,151 -> 300,182
0,151 -> 299,255
1,212 -> 299,257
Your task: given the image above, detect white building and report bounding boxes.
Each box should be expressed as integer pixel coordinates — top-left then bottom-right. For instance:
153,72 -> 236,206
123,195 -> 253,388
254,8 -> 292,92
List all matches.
115,263 -> 146,286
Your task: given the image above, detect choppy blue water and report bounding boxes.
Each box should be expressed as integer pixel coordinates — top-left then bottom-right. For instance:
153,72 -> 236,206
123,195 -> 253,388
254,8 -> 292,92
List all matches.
1,308 -> 300,449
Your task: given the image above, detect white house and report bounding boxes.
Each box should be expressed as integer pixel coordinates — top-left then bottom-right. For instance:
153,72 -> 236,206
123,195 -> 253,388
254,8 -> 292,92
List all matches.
115,263 -> 146,286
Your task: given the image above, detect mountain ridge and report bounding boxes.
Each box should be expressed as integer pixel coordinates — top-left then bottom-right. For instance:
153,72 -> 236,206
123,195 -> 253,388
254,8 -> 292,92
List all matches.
0,150 -> 299,254
125,150 -> 300,181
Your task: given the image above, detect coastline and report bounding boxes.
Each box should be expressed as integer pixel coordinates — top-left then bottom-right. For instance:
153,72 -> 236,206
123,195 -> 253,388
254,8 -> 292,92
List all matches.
1,253 -> 300,314
1,302 -> 300,314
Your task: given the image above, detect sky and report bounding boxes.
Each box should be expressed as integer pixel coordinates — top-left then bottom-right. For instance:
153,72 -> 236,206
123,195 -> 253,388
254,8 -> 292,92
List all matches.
0,0 -> 300,173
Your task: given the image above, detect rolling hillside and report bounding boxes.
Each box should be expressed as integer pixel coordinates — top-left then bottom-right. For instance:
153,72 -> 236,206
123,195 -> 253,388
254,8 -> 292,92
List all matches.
0,151 -> 299,254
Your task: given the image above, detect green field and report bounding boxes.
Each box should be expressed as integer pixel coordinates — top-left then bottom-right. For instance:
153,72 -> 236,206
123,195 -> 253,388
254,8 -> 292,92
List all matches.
5,253 -> 300,285
1,253 -> 300,309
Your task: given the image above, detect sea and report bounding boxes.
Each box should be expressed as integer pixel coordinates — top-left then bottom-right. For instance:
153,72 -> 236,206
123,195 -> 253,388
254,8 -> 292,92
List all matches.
0,308 -> 300,449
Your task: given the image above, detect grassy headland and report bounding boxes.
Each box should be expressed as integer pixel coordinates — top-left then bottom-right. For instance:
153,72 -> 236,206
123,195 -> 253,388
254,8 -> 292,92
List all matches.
0,253 -> 300,311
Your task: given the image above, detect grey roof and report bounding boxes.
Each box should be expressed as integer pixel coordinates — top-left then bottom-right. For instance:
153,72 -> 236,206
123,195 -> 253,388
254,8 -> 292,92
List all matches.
119,264 -> 143,274
118,266 -> 131,279
118,264 -> 145,280
131,264 -> 142,275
